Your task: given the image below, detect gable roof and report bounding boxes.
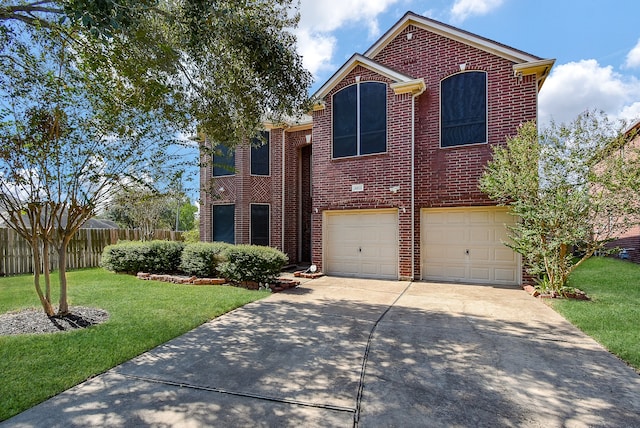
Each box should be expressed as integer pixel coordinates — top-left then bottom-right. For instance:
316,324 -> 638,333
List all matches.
365,11 -> 554,90
312,54 -> 426,105
313,11 -> 554,103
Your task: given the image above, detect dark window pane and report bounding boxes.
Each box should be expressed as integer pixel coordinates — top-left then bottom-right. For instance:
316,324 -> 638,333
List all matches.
360,82 -> 387,155
213,205 -> 235,244
251,204 -> 270,246
333,85 -> 358,158
251,131 -> 270,175
213,144 -> 235,176
441,72 -> 487,147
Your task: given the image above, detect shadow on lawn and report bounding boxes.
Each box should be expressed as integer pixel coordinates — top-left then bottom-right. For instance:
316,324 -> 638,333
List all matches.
3,281 -> 640,427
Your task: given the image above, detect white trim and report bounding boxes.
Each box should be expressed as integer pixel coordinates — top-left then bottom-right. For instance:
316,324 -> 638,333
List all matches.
365,12 -> 542,64
322,208 -> 400,280
313,54 -> 416,101
281,129 -> 285,252
211,203 -> 236,244
249,130 -> 271,177
331,81 -> 388,159
420,206 -> 522,285
439,70 -> 488,149
249,203 -> 271,247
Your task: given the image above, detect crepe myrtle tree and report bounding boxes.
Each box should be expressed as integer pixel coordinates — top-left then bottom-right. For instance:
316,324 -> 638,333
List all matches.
0,26 -> 180,316
480,111 -> 640,293
0,0 -> 311,316
0,0 -> 313,147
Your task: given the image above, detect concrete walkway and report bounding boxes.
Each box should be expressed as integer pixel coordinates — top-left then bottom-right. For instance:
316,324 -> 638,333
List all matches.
3,277 -> 640,427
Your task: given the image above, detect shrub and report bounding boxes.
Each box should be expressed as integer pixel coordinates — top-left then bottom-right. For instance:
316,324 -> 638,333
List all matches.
101,240 -> 184,274
182,228 -> 200,244
101,241 -> 149,273
146,241 -> 185,273
219,245 -> 288,284
180,242 -> 231,277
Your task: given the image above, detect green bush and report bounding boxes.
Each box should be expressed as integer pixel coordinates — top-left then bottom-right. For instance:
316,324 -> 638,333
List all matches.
180,242 -> 230,277
101,240 -> 184,274
101,241 -> 149,273
146,241 -> 185,273
219,245 -> 288,284
182,228 -> 200,244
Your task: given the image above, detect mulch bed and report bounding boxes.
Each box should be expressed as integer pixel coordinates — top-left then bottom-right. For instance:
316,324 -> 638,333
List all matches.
0,306 -> 109,336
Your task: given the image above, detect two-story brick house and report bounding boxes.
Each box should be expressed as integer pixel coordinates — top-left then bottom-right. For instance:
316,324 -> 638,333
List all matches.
200,11 -> 554,285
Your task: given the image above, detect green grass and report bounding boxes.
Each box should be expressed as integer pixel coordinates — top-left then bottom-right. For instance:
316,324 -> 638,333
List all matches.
550,257 -> 640,372
0,268 -> 269,422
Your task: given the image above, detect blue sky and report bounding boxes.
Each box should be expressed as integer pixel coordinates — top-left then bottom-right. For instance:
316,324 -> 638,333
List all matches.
294,0 -> 640,126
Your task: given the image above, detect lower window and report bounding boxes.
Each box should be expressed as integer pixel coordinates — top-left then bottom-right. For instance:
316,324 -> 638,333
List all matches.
213,205 -> 235,244
250,204 -> 270,246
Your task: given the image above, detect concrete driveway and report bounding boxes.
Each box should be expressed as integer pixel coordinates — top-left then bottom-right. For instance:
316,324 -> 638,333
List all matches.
4,277 -> 640,427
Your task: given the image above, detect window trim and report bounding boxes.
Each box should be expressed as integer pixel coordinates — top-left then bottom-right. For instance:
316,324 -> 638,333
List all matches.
250,130 -> 271,177
439,70 -> 488,149
250,203 -> 271,246
212,144 -> 236,177
331,81 -> 388,159
212,204 -> 235,244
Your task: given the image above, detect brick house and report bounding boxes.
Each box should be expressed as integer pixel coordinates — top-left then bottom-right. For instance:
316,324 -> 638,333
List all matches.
605,119 -> 640,264
200,11 -> 554,285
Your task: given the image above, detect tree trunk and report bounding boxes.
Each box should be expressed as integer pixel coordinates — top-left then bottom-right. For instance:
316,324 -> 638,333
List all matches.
31,238 -> 55,316
57,240 -> 70,316
42,239 -> 52,305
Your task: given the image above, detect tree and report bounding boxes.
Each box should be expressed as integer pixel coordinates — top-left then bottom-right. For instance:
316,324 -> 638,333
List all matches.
0,0 -> 312,144
1,1 -> 310,315
0,24 -> 179,315
480,112 -> 640,294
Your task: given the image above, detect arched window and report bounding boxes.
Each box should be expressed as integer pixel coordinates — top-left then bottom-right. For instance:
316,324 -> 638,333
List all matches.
440,71 -> 487,147
333,81 -> 387,158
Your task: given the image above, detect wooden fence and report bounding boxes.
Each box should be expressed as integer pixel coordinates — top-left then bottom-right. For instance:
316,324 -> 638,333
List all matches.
0,228 -> 183,276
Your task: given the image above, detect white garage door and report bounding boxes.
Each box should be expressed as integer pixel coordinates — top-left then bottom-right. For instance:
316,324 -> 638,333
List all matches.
324,209 -> 398,279
421,207 -> 520,285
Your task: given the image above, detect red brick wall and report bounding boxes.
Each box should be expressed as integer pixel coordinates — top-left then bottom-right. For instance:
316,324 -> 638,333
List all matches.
199,135 -> 277,247
311,24 -> 539,280
282,129 -> 312,264
311,65 -> 415,277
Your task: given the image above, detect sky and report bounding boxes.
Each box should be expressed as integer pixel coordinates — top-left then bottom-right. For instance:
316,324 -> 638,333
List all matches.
293,0 -> 640,127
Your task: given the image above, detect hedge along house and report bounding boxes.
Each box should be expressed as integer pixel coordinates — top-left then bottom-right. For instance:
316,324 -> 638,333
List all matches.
200,11 -> 554,285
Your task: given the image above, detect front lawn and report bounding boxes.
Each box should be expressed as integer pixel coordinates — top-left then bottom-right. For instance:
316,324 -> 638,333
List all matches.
0,268 -> 269,422
550,257 -> 640,372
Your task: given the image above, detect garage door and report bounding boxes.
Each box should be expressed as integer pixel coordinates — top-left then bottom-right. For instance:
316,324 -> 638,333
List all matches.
421,207 -> 519,285
324,209 -> 398,279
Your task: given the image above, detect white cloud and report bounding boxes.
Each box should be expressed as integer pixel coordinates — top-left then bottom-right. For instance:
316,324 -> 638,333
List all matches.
294,30 -> 337,77
450,0 -> 504,24
538,59 -> 640,127
294,0 -> 400,77
624,38 -> 640,69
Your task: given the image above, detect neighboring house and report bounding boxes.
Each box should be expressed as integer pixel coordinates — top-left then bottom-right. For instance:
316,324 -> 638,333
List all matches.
605,119 -> 640,264
200,11 -> 554,285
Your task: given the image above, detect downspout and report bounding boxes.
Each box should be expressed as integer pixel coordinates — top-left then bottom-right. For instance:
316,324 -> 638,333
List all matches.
281,128 -> 286,252
410,85 -> 425,280
411,94 -> 416,280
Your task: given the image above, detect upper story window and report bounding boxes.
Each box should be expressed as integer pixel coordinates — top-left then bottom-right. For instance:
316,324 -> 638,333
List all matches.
250,130 -> 270,176
213,144 -> 235,177
333,81 -> 387,158
440,71 -> 487,148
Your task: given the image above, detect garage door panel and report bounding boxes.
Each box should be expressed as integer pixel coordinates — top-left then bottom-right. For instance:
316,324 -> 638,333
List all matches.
472,248 -> 490,261
495,248 -> 517,263
495,269 -> 517,282
325,210 -> 398,279
470,267 -> 490,281
470,228 -> 491,242
422,207 -> 519,285
468,210 -> 491,223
